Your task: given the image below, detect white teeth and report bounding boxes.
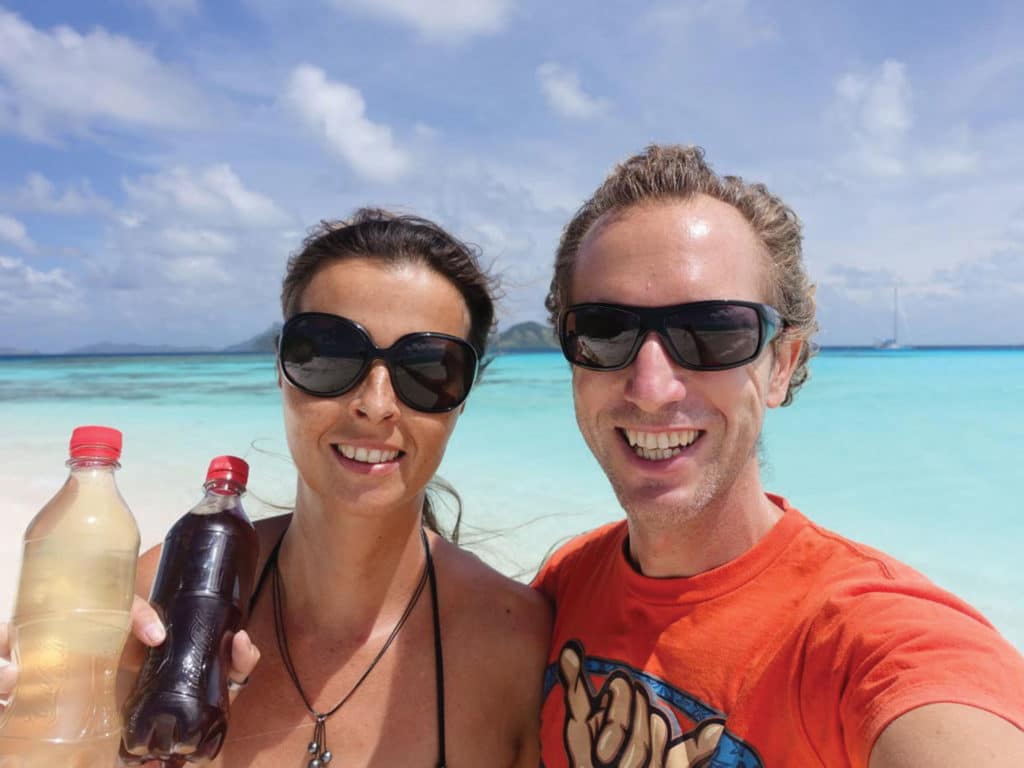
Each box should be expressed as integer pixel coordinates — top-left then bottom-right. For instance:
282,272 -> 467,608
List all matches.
622,428 -> 699,460
337,445 -> 400,464
633,445 -> 683,461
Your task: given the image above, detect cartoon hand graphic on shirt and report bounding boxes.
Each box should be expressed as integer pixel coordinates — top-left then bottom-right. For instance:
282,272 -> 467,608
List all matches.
559,642 -> 724,768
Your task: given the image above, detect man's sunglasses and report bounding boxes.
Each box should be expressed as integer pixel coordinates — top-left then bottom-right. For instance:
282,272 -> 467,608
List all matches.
278,313 -> 479,413
558,300 -> 783,372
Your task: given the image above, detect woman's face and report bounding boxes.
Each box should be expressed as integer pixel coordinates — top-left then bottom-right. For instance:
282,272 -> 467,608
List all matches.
280,257 -> 473,520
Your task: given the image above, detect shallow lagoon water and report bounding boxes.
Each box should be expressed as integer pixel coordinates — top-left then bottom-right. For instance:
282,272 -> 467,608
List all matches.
1,349 -> 1021,649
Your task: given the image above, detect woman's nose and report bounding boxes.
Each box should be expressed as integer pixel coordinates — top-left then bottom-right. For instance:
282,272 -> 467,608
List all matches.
349,361 -> 400,421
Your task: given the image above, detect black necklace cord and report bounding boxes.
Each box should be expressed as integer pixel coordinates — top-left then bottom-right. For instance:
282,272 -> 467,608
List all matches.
269,526 -> 433,766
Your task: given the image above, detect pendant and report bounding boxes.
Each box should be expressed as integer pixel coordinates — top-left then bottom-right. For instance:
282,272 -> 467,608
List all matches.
307,714 -> 333,766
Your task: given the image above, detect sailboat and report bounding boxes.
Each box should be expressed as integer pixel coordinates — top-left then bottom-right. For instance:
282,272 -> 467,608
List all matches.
875,285 -> 902,349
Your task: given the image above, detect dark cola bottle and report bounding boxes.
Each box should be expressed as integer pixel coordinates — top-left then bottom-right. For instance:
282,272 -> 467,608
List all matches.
120,456 -> 258,765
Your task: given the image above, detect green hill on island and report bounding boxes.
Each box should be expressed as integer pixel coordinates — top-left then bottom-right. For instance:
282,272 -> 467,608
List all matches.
492,321 -> 558,352
222,323 -> 283,353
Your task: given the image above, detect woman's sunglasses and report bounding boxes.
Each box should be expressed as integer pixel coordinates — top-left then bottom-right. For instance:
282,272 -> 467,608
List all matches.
278,313 -> 479,413
559,300 -> 783,372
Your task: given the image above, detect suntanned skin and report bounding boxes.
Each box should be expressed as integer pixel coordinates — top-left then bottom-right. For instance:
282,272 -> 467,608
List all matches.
119,515 -> 549,768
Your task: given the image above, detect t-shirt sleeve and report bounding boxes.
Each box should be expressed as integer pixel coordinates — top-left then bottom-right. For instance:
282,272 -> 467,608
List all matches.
532,548 -> 560,602
531,523 -> 621,604
801,581 -> 1024,767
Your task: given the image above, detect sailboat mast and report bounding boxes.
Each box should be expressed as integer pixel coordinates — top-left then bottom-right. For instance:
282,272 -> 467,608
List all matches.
893,285 -> 898,343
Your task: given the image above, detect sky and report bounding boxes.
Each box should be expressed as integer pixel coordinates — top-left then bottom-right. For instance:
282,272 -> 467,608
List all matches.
1,0 -> 1022,353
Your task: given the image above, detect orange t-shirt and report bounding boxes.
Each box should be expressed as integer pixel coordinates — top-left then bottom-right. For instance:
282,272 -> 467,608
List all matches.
534,495 -> 1024,767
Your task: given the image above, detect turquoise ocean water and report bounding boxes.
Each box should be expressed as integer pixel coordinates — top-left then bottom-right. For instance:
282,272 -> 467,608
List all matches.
1,349 -> 1021,650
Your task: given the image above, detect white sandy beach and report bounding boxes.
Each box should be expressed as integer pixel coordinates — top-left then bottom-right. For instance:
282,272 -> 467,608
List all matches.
0,439 -> 586,623
0,442 -> 300,622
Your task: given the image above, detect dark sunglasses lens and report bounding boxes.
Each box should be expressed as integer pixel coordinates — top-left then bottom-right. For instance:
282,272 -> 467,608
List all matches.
280,316 -> 367,394
390,337 -> 475,411
665,304 -> 762,367
563,306 -> 641,368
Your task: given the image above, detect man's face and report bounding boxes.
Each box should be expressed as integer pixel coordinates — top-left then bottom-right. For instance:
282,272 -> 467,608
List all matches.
568,196 -> 800,526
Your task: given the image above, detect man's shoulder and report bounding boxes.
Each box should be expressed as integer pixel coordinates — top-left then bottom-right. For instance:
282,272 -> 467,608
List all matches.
532,520 -> 625,596
774,498 -> 927,585
544,520 -> 626,571
784,514 -> 1000,638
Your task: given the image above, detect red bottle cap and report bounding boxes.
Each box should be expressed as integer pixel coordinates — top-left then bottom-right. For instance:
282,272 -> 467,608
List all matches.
206,455 -> 249,488
69,425 -> 123,461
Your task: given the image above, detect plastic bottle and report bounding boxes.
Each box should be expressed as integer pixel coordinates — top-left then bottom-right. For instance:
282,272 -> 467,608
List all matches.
120,456 -> 258,765
0,426 -> 140,768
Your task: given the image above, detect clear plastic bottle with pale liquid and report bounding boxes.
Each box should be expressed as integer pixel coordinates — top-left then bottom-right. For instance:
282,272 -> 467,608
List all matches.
0,426 -> 140,768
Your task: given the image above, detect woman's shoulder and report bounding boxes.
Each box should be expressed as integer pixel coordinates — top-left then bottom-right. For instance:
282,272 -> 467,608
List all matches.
432,534 -> 551,646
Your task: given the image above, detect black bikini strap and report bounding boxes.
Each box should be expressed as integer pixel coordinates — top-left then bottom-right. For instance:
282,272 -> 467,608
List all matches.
422,526 -> 447,768
249,529 -> 285,617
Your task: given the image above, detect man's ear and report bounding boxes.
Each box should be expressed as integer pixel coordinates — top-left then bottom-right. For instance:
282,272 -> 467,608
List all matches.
766,337 -> 802,408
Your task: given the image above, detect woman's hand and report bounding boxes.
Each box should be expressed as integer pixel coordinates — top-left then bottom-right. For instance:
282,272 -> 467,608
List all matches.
130,594 -> 168,647
130,594 -> 261,703
1,597 -> 261,711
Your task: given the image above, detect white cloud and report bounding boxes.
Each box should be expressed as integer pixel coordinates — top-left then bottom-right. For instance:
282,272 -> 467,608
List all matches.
830,62 -> 986,180
824,264 -> 898,292
0,214 -> 36,252
832,60 -> 912,177
160,253 -> 231,285
0,254 -> 81,317
643,0 -> 776,45
536,63 -> 610,120
79,163 -> 295,325
159,227 -> 237,255
122,164 -> 289,226
0,8 -> 202,143
330,0 -> 512,43
137,0 -> 200,25
916,146 -> 981,177
9,172 -> 112,215
285,65 -> 409,183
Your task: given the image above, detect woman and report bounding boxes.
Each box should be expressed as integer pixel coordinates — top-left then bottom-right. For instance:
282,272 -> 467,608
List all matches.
2,209 -> 551,767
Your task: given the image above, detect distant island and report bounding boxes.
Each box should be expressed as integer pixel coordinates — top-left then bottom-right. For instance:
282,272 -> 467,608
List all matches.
221,324 -> 282,354
0,346 -> 40,356
491,321 -> 559,353
65,341 -> 217,355
27,320 -> 560,357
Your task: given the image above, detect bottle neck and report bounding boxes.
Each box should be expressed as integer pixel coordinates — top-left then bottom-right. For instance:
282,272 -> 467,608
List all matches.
203,478 -> 246,497
67,456 -> 120,472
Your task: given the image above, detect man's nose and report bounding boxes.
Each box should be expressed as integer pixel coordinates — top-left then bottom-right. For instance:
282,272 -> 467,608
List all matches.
623,332 -> 688,412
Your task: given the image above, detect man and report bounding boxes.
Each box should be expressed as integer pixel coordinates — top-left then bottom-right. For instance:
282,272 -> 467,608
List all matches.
535,145 -> 1024,767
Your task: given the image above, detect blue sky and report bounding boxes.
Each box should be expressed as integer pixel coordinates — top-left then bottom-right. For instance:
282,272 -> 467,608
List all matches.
1,0 -> 1022,352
